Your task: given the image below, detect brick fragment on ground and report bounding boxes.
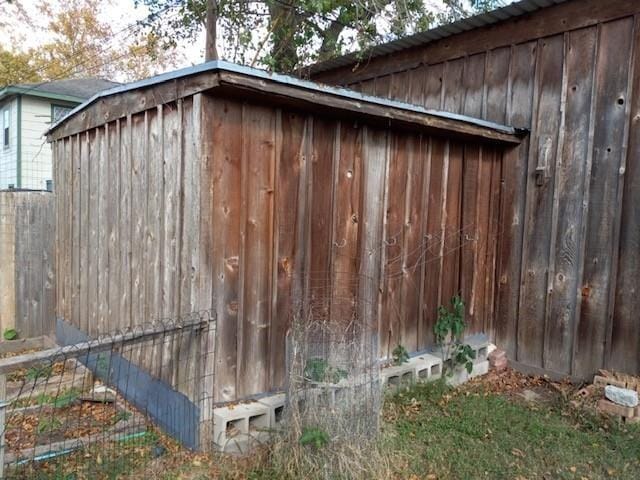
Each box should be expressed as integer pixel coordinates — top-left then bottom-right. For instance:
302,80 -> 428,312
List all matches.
597,399 -> 635,418
593,375 -> 626,389
488,349 -> 508,372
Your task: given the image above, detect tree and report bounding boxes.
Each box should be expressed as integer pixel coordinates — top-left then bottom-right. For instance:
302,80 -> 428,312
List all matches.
137,0 -> 505,72
0,0 -> 181,87
0,48 -> 41,87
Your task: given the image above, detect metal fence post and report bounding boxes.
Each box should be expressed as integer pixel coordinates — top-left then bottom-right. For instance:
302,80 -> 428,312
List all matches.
0,373 -> 7,478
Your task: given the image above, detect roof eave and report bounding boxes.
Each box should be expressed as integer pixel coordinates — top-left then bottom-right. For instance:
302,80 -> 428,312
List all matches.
47,61 -> 524,145
0,86 -> 85,104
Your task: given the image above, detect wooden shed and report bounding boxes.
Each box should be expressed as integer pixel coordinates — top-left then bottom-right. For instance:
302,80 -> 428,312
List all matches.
47,61 -> 522,402
309,0 -> 640,380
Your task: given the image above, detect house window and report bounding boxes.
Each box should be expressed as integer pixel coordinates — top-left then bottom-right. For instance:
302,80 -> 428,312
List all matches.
2,108 -> 9,149
52,105 -> 72,123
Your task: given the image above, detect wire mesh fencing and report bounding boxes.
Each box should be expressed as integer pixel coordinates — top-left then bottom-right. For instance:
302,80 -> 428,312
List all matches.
0,310 -> 216,479
279,293 -> 381,478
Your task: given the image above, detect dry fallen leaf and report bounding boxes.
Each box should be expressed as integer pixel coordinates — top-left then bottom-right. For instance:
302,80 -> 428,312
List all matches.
511,448 -> 526,458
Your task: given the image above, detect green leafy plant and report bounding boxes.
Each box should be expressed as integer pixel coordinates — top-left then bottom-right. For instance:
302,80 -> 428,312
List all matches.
95,353 -> 109,378
114,410 -> 133,424
434,295 -> 475,375
37,417 -> 63,434
299,427 -> 329,448
3,328 -> 18,341
26,364 -> 53,381
303,358 -> 347,384
392,344 -> 409,366
53,388 -> 80,408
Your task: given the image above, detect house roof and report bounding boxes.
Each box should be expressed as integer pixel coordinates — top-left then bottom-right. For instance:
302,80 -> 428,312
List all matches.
47,60 -> 525,144
0,78 -> 120,104
305,0 -> 569,76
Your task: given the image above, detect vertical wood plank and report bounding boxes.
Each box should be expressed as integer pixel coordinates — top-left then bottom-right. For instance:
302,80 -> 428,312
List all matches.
87,129 -> 100,336
162,103 -> 182,320
179,97 -> 199,316
576,18 -> 634,377
359,127 -> 388,343
442,58 -> 465,114
544,27 -> 596,374
107,121 -> 121,331
71,135 -> 81,331
308,119 -> 336,308
423,64 -> 445,109
611,16 -> 640,375
421,138 -> 446,349
495,41 -> 537,359
441,141 -> 463,307
79,133 -> 90,332
517,35 -> 564,368
331,122 -> 363,335
398,135 -> 423,352
97,125 -> 109,334
271,112 -> 307,390
209,97 -> 242,402
131,113 -> 147,326
145,107 -> 162,328
381,132 -> 408,357
238,104 -> 276,397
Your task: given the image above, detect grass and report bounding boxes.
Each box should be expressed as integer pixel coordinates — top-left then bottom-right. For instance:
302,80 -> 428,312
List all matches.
7,373 -> 640,479
383,380 -> 640,479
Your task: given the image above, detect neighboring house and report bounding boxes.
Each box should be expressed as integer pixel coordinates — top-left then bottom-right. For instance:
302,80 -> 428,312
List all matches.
0,78 -> 119,190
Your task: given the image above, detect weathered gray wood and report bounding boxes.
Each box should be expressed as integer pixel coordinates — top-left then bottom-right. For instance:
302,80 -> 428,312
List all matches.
517,35 -> 564,368
611,15 -> 640,374
0,317 -> 208,375
544,28 -> 596,374
0,193 -> 16,334
575,19 -> 634,377
0,192 -> 55,338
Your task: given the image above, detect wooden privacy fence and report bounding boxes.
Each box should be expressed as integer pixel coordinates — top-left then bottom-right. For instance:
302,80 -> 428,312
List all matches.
0,191 -> 55,339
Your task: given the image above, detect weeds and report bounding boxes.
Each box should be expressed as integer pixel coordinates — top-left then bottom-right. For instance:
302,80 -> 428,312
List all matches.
434,295 -> 475,375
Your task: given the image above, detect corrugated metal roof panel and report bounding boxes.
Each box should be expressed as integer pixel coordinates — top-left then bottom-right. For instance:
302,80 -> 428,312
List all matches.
308,0 -> 571,75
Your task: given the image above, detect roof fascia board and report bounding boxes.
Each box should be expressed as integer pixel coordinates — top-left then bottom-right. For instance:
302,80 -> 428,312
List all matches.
47,61 -> 524,144
1,86 -> 85,104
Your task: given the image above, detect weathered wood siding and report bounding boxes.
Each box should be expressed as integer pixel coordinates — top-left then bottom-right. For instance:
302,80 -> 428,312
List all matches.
312,0 -> 640,378
0,191 -> 55,338
201,96 -> 504,400
53,92 -> 505,401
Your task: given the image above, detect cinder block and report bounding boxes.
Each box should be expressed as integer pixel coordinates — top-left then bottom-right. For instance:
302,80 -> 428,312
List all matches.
598,399 -> 635,418
407,353 -> 443,382
213,402 -> 270,450
257,393 -> 286,429
470,360 -> 489,378
381,364 -> 415,390
466,337 -> 490,363
445,360 -> 489,386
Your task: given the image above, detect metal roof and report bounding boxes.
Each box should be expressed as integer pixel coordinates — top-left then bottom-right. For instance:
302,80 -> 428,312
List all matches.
306,0 -> 570,76
47,60 -> 523,139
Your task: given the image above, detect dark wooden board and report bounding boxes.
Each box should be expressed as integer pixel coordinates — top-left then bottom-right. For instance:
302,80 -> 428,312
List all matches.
575,18 -> 634,377
516,34 -> 564,368
610,17 -> 640,375
544,27 -> 596,374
